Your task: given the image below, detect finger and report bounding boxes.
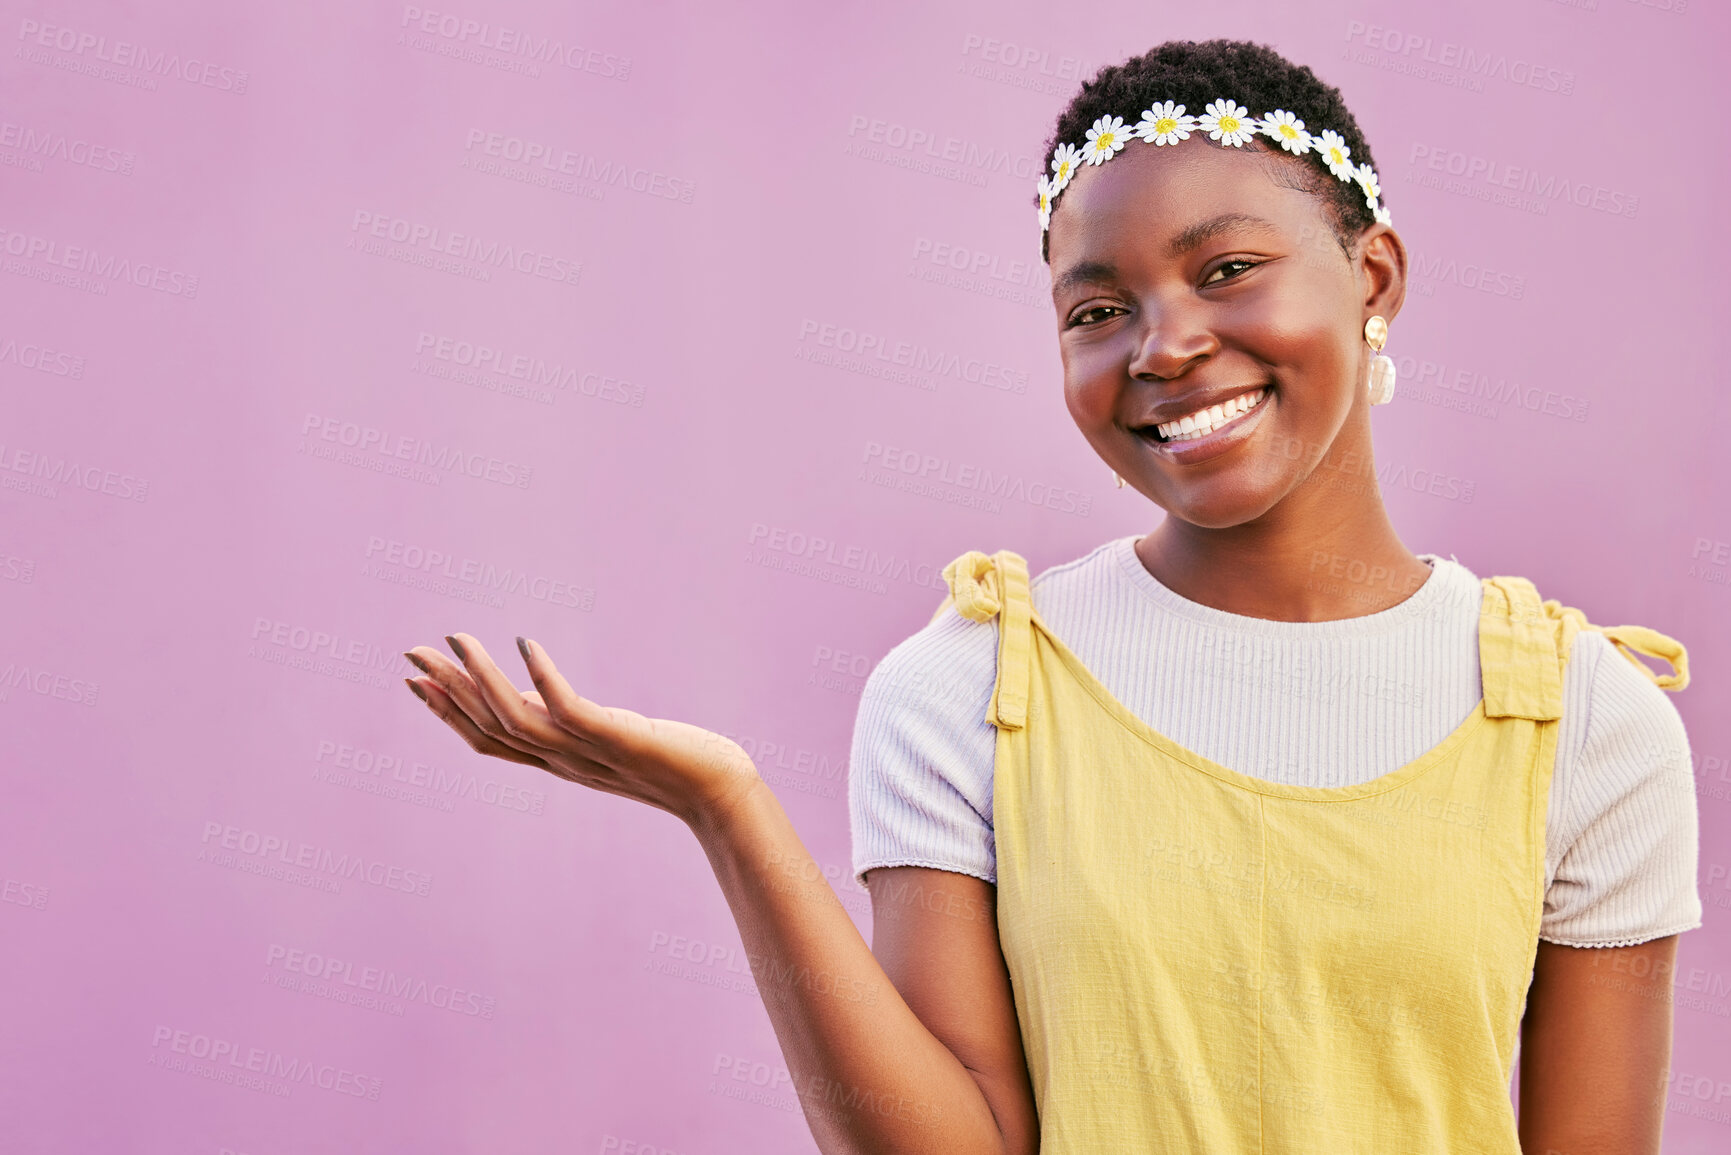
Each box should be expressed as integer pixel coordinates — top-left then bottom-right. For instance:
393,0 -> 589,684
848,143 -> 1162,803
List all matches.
514,636 -> 625,750
411,677 -> 621,791
445,633 -> 573,752
405,643 -> 477,694
407,643 -> 553,760
407,677 -> 549,769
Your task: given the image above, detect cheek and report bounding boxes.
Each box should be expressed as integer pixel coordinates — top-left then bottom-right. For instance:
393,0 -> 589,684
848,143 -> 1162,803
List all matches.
1236,268 -> 1359,379
1236,293 -> 1332,353
1234,303 -> 1356,403
1060,340 -> 1126,424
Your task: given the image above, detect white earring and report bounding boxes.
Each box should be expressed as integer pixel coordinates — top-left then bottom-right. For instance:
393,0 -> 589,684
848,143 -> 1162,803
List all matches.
1112,470 -> 1126,488
1364,315 -> 1396,406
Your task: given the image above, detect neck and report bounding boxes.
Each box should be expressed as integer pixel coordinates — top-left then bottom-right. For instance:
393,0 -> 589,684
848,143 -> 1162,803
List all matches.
1136,449 -> 1432,623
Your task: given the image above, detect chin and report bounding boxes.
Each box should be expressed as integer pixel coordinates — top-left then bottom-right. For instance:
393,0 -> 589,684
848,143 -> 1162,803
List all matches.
1143,479 -> 1287,529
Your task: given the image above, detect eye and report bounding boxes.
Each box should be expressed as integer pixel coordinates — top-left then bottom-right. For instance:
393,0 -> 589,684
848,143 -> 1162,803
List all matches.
1066,303 -> 1126,328
1201,258 -> 1258,286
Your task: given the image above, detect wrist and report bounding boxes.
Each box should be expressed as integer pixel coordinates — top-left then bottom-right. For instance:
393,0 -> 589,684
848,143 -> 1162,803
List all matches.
686,773 -> 776,848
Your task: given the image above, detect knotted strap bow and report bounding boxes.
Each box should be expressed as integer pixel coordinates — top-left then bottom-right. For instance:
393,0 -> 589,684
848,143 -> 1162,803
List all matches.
933,549 -> 1033,729
1544,600 -> 1689,691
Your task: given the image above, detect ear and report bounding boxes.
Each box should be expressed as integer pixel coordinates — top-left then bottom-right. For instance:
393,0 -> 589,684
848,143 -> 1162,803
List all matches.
1358,223 -> 1407,325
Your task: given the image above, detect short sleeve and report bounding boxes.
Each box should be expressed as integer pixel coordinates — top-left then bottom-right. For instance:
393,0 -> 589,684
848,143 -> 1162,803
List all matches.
1540,630 -> 1704,947
846,604 -> 1001,890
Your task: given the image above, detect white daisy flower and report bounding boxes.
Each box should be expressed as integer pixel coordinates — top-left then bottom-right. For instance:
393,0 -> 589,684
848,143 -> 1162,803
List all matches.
1354,163 -> 1382,208
1081,115 -> 1130,165
1134,100 -> 1195,146
1259,109 -> 1310,155
1037,174 -> 1054,231
1049,143 -> 1084,192
1314,130 -> 1354,180
1199,99 -> 1254,147
1373,204 -> 1392,227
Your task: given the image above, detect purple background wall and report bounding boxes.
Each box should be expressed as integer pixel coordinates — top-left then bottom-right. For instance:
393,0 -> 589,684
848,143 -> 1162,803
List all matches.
2,1 -> 1727,1151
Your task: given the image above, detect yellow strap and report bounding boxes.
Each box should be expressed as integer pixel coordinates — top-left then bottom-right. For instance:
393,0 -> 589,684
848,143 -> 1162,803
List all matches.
1540,601 -> 1690,692
934,561 -> 1687,729
1479,577 -> 1564,721
934,550 -> 1003,624
934,549 -> 1032,730
1480,576 -> 1691,719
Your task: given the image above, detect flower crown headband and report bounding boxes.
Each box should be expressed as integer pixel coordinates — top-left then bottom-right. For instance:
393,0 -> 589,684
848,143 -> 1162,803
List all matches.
1037,99 -> 1391,237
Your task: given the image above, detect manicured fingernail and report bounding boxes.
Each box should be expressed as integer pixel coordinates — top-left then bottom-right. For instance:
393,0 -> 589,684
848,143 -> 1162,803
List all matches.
445,635 -> 468,662
405,678 -> 429,702
517,636 -> 533,662
404,651 -> 431,674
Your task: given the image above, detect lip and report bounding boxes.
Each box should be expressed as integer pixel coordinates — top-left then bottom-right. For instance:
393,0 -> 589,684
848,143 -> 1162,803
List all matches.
1135,387 -> 1271,465
1143,385 -> 1268,430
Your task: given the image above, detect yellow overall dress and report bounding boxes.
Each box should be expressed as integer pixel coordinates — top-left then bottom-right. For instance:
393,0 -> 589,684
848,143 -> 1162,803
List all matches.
932,547 -> 1688,1153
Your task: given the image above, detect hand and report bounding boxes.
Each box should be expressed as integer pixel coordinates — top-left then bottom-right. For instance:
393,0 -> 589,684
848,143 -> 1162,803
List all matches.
403,633 -> 763,831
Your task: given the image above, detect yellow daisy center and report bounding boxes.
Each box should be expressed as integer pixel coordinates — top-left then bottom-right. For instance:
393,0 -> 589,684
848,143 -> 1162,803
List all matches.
1329,148 -> 1343,165
1219,115 -> 1240,134
1155,117 -> 1176,135
1058,161 -> 1071,179
1097,131 -> 1115,149
1278,124 -> 1297,139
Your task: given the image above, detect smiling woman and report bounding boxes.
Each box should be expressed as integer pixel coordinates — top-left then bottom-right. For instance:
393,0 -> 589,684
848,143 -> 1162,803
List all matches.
404,37 -> 1702,1155
851,38 -> 1698,1155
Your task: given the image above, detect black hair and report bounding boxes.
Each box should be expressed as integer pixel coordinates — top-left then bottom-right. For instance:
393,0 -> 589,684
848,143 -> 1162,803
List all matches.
1038,39 -> 1383,262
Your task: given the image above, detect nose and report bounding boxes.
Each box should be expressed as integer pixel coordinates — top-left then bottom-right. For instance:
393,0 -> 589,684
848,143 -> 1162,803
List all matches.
1126,298 -> 1218,380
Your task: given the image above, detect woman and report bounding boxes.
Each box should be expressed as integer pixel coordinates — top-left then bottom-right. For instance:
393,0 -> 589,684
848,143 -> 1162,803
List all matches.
403,40 -> 1699,1154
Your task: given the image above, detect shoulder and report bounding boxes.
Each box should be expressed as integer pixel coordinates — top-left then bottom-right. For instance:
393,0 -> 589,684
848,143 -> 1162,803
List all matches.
847,575 -> 1006,887
1554,624 -> 1693,830
853,536 -> 1130,737
1474,564 -> 1696,779
1515,567 -> 1694,733
862,594 -> 998,713
1450,561 -> 1690,705
1566,627 -> 1692,765
847,578 -> 999,816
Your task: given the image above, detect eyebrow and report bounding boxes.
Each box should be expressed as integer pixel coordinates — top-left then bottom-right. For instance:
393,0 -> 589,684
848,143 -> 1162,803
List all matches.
1165,212 -> 1281,258
1050,212 -> 1283,299
1049,259 -> 1117,300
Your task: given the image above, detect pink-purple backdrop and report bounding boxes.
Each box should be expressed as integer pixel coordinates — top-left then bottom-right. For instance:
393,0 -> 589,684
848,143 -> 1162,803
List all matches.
3,1 -> 1728,1152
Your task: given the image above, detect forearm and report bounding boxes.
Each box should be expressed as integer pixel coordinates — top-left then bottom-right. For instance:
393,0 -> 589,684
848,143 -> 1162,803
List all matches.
689,780 -> 1009,1155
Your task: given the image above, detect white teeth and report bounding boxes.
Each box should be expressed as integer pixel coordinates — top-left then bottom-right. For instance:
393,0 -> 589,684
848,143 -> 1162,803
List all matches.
1154,388 -> 1265,443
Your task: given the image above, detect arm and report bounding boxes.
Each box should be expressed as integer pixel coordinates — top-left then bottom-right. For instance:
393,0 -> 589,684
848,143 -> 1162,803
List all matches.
1517,936 -> 1677,1155
406,633 -> 1031,1155
859,866 -> 1038,1153
694,808 -> 1040,1155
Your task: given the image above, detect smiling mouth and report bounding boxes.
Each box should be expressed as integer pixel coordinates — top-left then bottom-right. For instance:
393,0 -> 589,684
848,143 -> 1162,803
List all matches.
1141,387 -> 1268,443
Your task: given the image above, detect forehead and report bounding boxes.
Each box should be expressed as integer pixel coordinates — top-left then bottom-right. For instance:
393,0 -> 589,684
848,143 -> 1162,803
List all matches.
1047,137 -> 1316,257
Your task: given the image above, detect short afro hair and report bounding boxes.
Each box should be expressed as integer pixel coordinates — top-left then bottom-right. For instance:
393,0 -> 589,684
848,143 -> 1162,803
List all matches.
1038,39 -> 1383,262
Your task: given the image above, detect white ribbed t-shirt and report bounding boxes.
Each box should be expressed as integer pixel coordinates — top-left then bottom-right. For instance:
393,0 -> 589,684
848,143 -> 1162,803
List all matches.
847,535 -> 1703,948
